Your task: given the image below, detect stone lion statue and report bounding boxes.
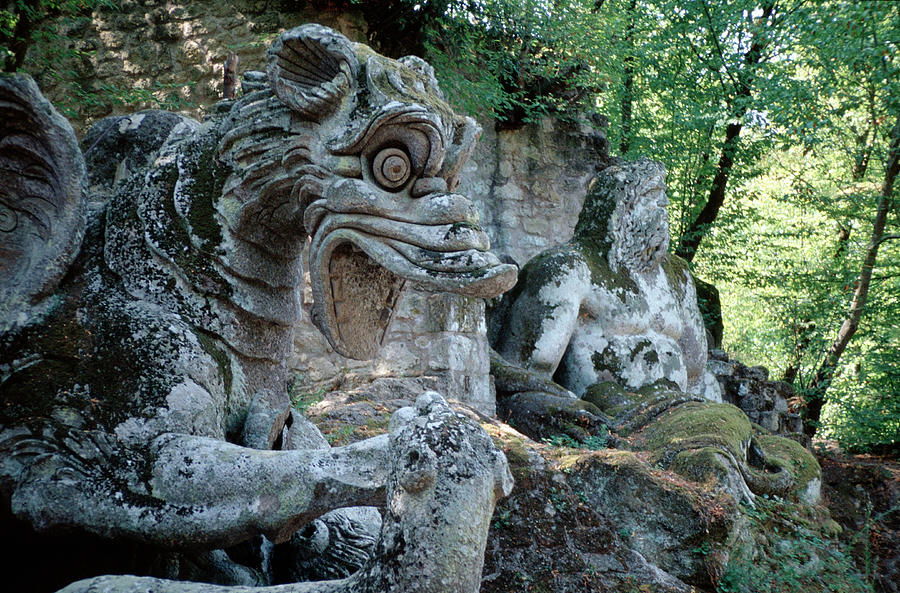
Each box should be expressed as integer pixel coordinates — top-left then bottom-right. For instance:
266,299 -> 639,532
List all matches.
0,24 -> 514,592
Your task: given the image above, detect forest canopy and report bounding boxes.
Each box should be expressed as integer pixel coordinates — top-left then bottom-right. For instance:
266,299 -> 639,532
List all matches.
2,0 -> 898,452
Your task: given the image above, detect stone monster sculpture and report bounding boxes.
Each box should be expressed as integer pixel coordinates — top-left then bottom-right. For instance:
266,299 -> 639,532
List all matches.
0,24 -> 514,592
60,392 -> 514,593
493,158 -> 720,401
490,158 -> 820,505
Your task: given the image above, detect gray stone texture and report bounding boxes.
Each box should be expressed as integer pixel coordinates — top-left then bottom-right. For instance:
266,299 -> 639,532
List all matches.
20,0 -> 610,417
24,2 -> 370,134
0,75 -> 87,335
59,393 -> 513,593
708,349 -> 805,436
1,25 -> 514,593
462,113 -> 610,267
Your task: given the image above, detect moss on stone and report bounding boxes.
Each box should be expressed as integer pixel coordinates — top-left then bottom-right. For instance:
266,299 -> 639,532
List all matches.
591,345 -> 624,379
581,381 -> 632,416
669,446 -> 732,487
144,151 -> 231,300
196,331 -> 232,396
582,379 -> 681,419
181,133 -> 227,251
660,254 -> 691,303
637,344 -> 659,365
484,424 -> 533,483
499,248 -> 575,362
580,242 -> 639,304
636,379 -> 681,397
717,496 -> 869,593
637,401 -> 752,461
755,434 -> 821,492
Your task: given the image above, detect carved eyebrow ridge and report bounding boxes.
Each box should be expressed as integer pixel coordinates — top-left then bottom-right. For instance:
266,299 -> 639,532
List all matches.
329,106 -> 444,155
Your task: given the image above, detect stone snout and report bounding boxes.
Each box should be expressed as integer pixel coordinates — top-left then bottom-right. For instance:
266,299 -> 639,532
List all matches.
305,172 -> 517,361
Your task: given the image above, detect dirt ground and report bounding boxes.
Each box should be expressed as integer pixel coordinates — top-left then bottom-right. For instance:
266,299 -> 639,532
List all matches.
817,442 -> 900,593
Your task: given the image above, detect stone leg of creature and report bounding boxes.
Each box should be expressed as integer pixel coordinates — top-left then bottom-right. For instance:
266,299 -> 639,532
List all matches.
491,349 -> 613,443
6,422 -> 390,549
56,393 -> 513,593
585,381 -> 821,506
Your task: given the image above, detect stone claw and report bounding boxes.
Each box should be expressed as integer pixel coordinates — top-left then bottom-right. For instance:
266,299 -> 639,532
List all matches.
498,390 -> 611,444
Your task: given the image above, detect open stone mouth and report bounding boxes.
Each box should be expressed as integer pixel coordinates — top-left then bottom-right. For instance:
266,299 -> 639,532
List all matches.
308,213 -> 517,360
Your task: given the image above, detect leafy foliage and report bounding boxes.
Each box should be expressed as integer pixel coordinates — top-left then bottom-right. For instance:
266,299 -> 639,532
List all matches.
691,1 -> 899,447
715,497 -> 873,593
1,0 -> 116,72
374,0 -> 613,127
542,430 -> 608,450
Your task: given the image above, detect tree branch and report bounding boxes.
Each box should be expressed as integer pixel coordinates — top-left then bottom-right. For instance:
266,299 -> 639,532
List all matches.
804,111 -> 900,436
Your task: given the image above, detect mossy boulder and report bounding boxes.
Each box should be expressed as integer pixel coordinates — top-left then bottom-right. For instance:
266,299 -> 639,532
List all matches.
626,397 -> 821,506
754,434 -> 821,503
480,422 -> 734,591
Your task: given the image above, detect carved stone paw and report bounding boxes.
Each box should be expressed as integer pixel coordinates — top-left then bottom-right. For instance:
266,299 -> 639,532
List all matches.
498,390 -> 612,444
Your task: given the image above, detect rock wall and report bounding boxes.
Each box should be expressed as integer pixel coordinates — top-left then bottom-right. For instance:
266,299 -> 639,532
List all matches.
25,1 -> 367,132
708,349 -> 805,436
465,115 -> 609,266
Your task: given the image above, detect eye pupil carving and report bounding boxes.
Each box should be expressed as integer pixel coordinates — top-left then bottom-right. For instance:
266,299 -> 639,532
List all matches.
372,147 -> 411,190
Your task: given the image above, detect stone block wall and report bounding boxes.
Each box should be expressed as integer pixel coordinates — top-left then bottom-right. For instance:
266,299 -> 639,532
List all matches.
464,115 -> 609,266
26,0 -> 367,133
708,349 -> 805,436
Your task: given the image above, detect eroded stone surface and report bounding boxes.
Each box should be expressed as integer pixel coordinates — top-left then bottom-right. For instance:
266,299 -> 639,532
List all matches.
478,413 -> 857,593
59,394 -> 512,593
0,75 -> 87,335
0,25 -> 513,592
709,349 -> 804,436
585,381 -> 822,506
491,158 -> 721,401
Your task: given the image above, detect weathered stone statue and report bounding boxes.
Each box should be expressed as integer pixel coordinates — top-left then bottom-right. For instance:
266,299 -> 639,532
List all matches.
0,24 -> 514,592
583,380 -> 821,506
489,158 -> 819,507
492,158 -> 721,401
59,392 -> 513,593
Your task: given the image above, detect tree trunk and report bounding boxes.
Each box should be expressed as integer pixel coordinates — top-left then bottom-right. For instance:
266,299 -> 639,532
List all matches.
675,1 -> 775,262
803,112 -> 900,436
619,0 -> 637,155
223,53 -> 238,99
851,85 -> 878,180
3,6 -> 34,72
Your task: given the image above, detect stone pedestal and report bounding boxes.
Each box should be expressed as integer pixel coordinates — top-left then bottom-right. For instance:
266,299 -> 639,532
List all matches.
291,274 -> 494,415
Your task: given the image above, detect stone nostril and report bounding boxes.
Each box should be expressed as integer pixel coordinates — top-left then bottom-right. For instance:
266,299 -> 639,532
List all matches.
411,177 -> 448,198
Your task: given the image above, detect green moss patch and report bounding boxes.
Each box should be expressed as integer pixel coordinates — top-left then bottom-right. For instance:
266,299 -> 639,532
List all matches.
756,434 -> 821,492
716,497 -> 871,593
635,401 -> 752,460
670,446 -> 733,488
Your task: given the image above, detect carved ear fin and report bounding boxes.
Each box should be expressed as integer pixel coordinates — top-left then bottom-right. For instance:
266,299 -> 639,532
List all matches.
0,74 -> 86,335
267,24 -> 358,120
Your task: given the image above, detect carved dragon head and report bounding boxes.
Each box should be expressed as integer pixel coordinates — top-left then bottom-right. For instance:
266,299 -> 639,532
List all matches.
213,25 -> 516,360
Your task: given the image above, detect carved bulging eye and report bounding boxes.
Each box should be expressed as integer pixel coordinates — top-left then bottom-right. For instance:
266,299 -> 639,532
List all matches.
372,147 -> 412,191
